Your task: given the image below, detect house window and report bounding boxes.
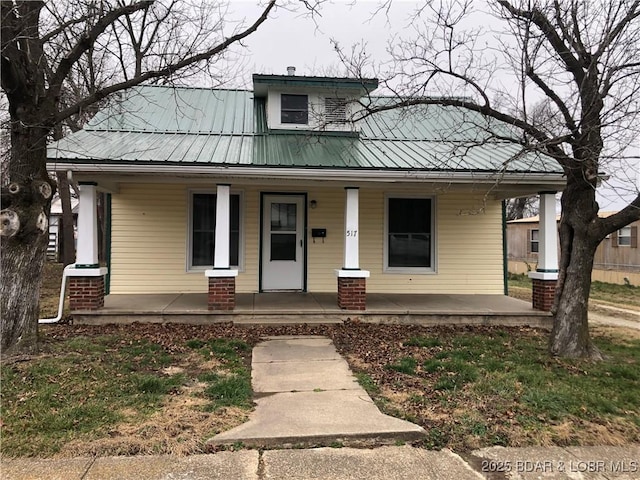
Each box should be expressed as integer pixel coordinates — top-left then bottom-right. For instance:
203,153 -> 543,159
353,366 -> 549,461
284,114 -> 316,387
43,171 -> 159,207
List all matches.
530,229 -> 539,253
190,192 -> 241,268
618,226 -> 632,246
281,94 -> 308,124
386,197 -> 434,271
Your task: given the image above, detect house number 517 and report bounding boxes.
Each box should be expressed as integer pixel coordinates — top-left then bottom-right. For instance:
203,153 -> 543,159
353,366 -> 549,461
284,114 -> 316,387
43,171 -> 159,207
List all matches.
346,230 -> 358,237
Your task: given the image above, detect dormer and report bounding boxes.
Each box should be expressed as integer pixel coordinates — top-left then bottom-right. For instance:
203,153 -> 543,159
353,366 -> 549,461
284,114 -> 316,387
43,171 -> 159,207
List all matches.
252,69 -> 378,133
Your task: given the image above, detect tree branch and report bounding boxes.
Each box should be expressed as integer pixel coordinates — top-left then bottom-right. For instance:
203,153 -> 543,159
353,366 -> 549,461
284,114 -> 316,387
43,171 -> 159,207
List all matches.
596,194 -> 640,236
55,0 -> 277,123
41,10 -> 92,44
48,0 -> 153,100
497,0 -> 585,86
594,0 -> 640,59
526,67 -> 578,134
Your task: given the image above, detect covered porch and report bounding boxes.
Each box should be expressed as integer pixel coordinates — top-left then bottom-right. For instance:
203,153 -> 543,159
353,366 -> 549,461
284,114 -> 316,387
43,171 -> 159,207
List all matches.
71,292 -> 551,327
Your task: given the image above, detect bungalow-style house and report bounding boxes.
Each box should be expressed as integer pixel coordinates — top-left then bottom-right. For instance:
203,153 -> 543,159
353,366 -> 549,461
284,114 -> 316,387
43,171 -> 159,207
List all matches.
508,213 -> 640,285
47,72 -> 566,318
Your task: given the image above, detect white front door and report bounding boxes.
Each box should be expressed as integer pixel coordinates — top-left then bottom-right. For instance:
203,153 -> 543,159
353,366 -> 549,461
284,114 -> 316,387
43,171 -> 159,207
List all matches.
261,195 -> 305,291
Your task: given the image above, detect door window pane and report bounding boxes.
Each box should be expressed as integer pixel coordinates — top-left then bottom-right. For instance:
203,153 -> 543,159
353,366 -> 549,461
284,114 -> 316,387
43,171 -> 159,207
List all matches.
388,198 -> 432,268
271,203 -> 297,231
271,233 -> 296,261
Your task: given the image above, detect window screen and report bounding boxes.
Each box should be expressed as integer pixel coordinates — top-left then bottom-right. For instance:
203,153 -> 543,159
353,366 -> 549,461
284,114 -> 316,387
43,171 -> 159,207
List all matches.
387,198 -> 432,268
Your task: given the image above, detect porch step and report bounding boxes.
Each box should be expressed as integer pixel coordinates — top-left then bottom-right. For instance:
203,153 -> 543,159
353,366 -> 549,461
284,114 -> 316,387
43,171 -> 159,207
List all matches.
234,314 -> 344,325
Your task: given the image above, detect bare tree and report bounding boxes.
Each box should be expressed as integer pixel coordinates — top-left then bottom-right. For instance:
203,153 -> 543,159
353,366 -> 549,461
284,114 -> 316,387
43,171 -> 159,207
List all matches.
1,0 -> 283,356
506,196 -> 538,220
340,0 -> 640,358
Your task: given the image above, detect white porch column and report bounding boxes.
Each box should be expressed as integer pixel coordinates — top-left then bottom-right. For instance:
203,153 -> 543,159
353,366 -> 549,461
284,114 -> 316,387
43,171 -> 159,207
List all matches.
69,181 -> 107,311
76,182 -> 99,267
336,187 -> 369,310
213,184 -> 231,270
532,192 -> 559,277
343,187 -> 360,270
205,184 -> 237,310
529,192 -> 558,312
205,183 -> 238,278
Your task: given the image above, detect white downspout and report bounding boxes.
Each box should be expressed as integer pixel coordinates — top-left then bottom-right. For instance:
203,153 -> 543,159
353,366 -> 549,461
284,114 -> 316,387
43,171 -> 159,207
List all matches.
39,263 -> 76,324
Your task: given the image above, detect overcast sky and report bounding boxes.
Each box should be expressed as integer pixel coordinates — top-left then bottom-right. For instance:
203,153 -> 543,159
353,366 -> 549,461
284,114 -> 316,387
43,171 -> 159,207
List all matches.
228,0 -> 415,83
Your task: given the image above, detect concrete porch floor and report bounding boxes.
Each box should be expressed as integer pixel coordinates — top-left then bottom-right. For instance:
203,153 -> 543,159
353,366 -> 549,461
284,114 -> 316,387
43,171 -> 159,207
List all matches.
72,292 -> 552,328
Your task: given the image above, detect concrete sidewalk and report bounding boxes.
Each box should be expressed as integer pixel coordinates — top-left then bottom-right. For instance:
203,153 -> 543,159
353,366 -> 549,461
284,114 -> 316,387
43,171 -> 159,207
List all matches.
2,445 -> 638,479
211,336 -> 426,447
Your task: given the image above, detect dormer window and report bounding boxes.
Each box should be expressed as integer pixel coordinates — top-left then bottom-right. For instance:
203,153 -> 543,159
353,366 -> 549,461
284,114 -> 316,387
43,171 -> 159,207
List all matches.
281,94 -> 308,124
325,98 -> 347,123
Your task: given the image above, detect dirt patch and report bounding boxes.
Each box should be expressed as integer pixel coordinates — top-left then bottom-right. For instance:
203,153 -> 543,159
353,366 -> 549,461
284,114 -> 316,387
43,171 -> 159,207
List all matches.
59,377 -> 249,458
592,325 -> 640,341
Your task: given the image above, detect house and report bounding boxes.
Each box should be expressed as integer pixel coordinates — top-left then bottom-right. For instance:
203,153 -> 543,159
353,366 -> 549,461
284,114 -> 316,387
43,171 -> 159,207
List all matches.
46,71 -> 566,317
508,213 -> 640,285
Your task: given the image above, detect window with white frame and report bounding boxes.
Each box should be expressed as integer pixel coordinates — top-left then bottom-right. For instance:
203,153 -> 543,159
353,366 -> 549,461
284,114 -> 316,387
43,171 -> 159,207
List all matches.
530,229 -> 539,253
281,94 -> 308,124
618,226 -> 632,246
386,197 -> 434,271
190,192 -> 241,269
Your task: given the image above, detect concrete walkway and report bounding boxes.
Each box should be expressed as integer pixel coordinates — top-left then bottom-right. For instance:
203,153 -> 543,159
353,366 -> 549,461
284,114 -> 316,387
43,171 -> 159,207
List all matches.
3,445 -> 639,479
210,336 -> 426,447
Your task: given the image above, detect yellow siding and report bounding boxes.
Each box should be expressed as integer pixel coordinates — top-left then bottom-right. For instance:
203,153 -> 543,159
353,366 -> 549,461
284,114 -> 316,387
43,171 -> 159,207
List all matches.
109,183 -> 504,295
360,189 -> 504,294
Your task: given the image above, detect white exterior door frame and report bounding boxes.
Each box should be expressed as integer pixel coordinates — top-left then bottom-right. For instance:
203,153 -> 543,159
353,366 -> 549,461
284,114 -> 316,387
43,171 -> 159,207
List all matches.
260,193 -> 307,291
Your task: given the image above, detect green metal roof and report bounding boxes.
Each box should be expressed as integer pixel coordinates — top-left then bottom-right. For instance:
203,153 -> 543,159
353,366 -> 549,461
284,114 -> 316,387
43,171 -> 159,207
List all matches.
48,85 -> 562,174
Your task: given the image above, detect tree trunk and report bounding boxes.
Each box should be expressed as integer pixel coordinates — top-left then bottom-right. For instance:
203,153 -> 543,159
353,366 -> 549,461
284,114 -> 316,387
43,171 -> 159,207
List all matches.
1,226 -> 48,356
549,180 -> 602,359
1,122 -> 53,356
56,171 -> 76,266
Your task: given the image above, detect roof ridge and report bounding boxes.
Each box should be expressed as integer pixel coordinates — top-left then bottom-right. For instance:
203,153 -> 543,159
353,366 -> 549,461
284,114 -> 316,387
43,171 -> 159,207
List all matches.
133,84 -> 252,93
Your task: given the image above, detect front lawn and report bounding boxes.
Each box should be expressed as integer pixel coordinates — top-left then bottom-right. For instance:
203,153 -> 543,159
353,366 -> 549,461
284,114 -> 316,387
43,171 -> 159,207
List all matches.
333,324 -> 640,451
0,325 -> 253,457
2,323 -> 639,457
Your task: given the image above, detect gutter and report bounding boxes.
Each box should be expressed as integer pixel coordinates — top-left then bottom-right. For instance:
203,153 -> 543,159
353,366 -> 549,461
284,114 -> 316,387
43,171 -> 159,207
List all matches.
46,162 -> 566,186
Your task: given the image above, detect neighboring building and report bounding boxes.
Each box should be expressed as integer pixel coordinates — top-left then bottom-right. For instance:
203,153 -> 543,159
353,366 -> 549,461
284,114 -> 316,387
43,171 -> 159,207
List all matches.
47,195 -> 79,261
47,72 -> 566,314
507,213 -> 640,285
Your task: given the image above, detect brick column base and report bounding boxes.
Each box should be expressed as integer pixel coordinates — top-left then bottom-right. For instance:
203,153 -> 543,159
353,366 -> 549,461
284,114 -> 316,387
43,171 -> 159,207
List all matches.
208,276 -> 236,311
69,276 -> 105,310
337,277 -> 366,311
532,278 -> 557,311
